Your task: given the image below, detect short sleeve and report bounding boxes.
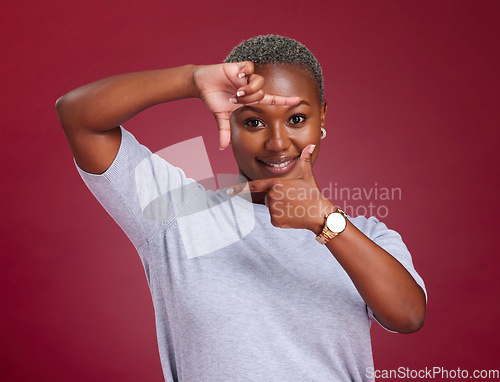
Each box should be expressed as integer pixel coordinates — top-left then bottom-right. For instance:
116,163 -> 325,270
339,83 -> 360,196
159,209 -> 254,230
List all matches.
75,126 -> 201,250
348,215 -> 427,332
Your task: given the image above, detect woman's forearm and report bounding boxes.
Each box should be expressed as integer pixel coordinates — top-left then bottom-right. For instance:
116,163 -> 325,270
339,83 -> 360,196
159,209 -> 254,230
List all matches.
325,220 -> 426,333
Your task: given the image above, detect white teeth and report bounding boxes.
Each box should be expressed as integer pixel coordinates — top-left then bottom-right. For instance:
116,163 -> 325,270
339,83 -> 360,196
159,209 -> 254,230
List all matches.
264,160 -> 293,168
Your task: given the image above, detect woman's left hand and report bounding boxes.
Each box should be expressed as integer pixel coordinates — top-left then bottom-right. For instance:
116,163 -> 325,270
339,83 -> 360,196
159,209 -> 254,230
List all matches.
227,144 -> 336,234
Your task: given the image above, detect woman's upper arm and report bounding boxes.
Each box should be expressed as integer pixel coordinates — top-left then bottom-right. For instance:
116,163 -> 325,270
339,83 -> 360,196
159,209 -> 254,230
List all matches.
56,95 -> 122,175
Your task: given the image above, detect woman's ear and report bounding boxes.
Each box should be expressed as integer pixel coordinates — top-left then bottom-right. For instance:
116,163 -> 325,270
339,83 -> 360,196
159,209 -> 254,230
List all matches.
320,100 -> 328,128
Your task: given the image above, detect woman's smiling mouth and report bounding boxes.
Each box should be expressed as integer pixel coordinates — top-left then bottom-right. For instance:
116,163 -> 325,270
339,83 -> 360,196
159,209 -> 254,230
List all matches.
257,156 -> 299,175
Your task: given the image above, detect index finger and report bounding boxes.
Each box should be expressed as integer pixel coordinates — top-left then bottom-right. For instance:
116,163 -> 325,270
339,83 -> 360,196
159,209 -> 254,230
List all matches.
256,94 -> 301,106
226,178 -> 276,195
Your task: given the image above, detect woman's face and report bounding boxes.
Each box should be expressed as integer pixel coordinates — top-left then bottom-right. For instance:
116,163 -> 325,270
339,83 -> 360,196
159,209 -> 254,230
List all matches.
230,64 -> 327,182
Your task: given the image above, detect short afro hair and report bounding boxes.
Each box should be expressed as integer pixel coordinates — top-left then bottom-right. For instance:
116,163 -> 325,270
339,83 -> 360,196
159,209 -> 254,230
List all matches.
224,35 -> 324,103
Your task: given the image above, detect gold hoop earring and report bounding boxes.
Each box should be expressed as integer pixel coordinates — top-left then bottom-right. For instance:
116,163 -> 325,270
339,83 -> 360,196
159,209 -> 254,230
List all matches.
320,127 -> 327,140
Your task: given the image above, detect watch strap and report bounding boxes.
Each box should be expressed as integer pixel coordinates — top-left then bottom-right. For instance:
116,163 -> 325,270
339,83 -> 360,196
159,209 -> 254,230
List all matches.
315,208 -> 347,245
316,229 -> 338,245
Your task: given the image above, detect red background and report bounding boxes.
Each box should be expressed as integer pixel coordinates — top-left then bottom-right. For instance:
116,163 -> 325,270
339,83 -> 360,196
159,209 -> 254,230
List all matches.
2,0 -> 499,380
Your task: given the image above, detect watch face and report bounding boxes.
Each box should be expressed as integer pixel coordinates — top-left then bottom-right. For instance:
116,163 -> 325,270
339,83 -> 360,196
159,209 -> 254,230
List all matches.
326,212 -> 347,233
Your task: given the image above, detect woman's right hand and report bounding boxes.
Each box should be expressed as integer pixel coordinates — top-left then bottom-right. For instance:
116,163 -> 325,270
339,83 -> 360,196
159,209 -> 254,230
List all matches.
193,62 -> 300,150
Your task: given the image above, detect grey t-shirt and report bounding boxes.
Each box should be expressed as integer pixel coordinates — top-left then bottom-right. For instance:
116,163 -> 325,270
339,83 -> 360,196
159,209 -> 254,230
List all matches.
75,126 -> 426,382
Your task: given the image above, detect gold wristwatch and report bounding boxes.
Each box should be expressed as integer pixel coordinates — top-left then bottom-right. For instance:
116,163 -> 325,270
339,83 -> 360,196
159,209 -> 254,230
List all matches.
316,208 -> 348,245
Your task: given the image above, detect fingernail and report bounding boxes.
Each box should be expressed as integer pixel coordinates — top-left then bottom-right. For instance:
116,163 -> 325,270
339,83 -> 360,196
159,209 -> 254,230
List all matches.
229,97 -> 237,103
309,144 -> 316,154
238,73 -> 245,78
227,187 -> 234,195
219,146 -> 225,151
236,91 -> 245,97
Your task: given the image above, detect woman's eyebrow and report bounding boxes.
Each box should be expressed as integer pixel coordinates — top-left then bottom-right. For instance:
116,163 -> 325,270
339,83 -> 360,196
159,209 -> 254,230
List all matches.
237,105 -> 264,114
288,100 -> 311,109
237,100 -> 311,114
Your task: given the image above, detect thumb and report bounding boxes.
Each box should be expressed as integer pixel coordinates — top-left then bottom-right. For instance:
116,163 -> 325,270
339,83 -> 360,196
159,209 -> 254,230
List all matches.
298,144 -> 316,179
214,112 -> 231,150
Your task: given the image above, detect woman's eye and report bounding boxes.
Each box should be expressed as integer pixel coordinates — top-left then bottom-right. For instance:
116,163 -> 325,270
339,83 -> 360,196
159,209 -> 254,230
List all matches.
245,119 -> 265,129
289,114 -> 306,125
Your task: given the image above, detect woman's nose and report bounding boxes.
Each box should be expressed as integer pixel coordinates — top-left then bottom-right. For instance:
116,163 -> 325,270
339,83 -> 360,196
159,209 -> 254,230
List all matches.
264,124 -> 291,152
